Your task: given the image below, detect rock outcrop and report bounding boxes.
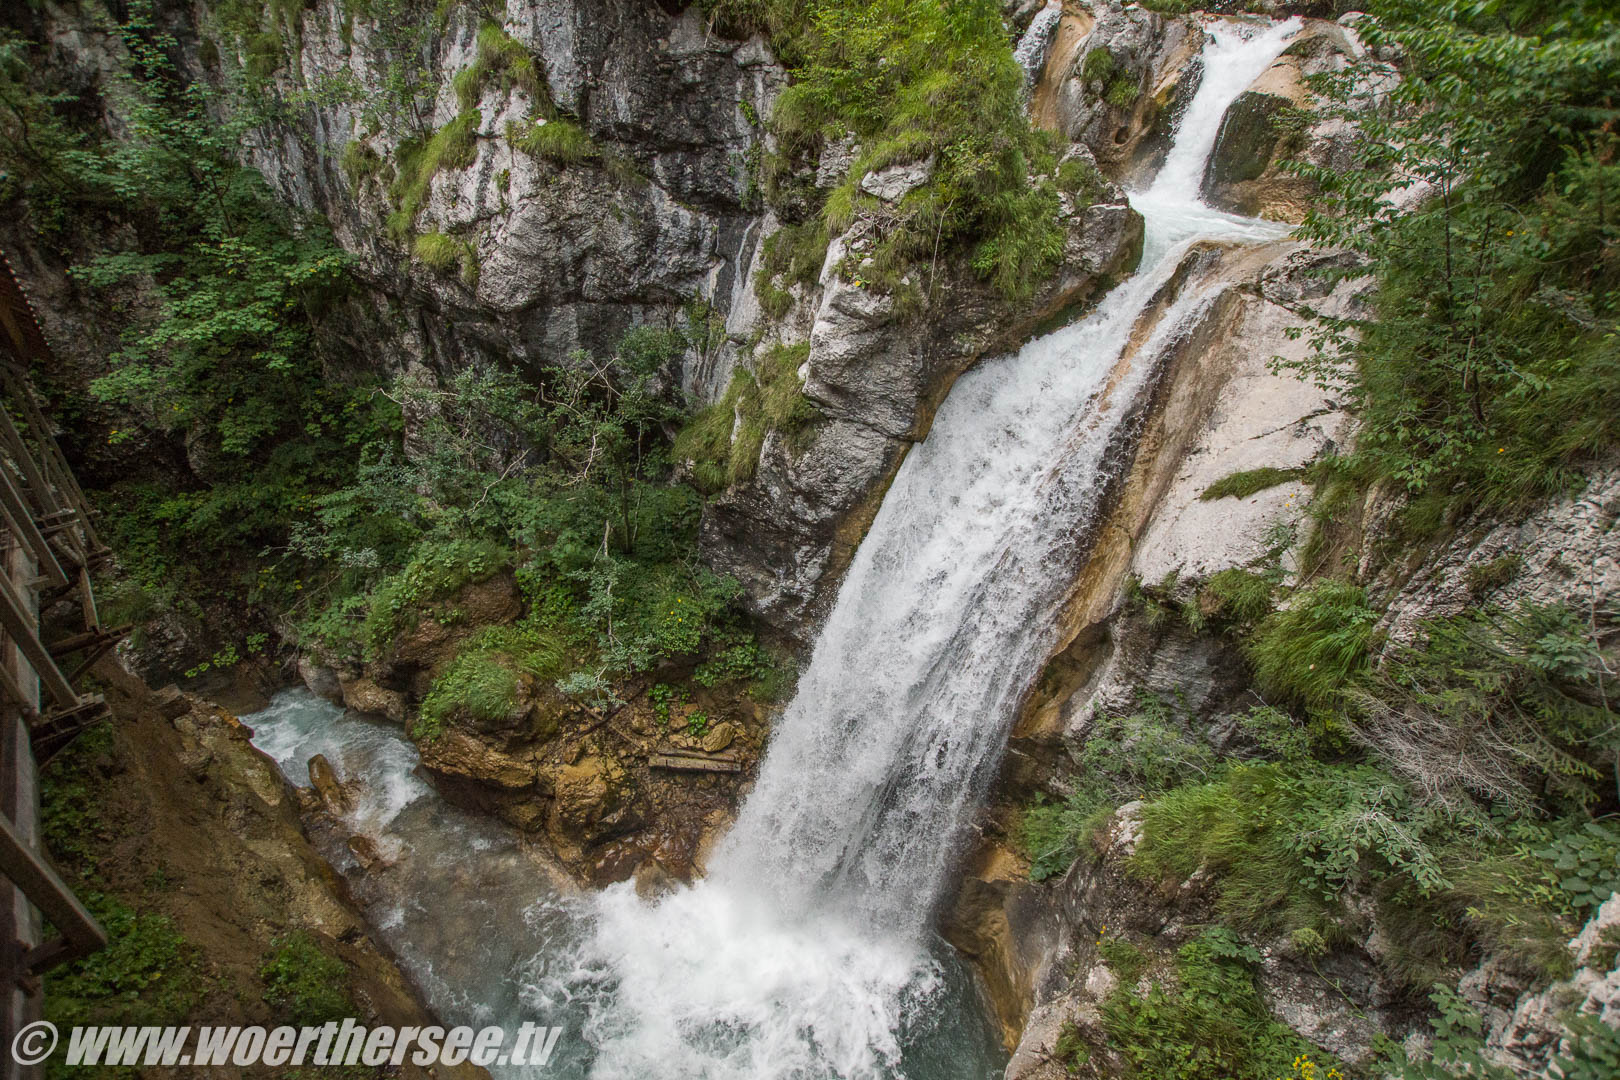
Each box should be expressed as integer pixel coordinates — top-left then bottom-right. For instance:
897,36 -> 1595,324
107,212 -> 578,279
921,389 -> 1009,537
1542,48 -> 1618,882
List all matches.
297,575 -> 769,884
1202,20 -> 1378,221
703,167 -> 1144,639
69,658 -> 487,1079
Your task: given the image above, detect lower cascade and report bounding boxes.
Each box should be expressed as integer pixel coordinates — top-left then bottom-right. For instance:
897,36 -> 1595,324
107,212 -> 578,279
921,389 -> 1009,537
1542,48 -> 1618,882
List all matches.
251,17 -> 1301,1080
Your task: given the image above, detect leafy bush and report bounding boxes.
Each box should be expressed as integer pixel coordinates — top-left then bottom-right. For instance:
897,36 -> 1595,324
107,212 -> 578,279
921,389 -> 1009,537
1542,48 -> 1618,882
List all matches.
1132,763 -> 1449,936
387,109 -> 481,239
709,0 -> 1067,302
1196,568 -> 1277,626
676,341 -> 820,491
1532,820 -> 1620,916
412,229 -> 468,275
1099,930 -> 1325,1080
418,622 -> 572,737
754,219 -> 831,318
259,932 -> 352,1025
456,22 -> 544,109
45,896 -> 204,1030
1283,2 -> 1620,518
1348,603 -> 1617,812
359,538 -> 512,657
1056,156 -> 1106,208
1021,694 -> 1214,881
1022,793 -> 1108,883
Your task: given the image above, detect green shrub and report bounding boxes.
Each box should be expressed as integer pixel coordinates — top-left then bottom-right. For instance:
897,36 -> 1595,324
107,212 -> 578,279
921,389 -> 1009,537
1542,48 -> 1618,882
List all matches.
453,23 -> 545,110
1081,48 -> 1117,84
1197,567 -> 1276,626
716,0 -> 1067,303
1104,77 -> 1139,110
1099,930 -> 1326,1080
40,722 -> 116,870
1056,156 -> 1105,208
259,932 -> 352,1026
1097,937 -> 1147,985
359,538 -> 512,657
754,219 -> 831,318
418,622 -> 571,737
1246,581 -> 1377,709
693,634 -> 778,688
45,897 -> 204,1031
1349,603 -> 1617,811
1133,763 -> 1449,936
244,31 -> 285,79
1283,3 -> 1620,518
1020,695 -> 1216,882
1535,820 -> 1620,915
1053,1020 -> 1091,1073
1463,552 -> 1523,595
1022,792 -> 1112,883
675,342 -> 820,491
412,229 -> 464,271
1200,466 -> 1306,501
340,139 -> 384,186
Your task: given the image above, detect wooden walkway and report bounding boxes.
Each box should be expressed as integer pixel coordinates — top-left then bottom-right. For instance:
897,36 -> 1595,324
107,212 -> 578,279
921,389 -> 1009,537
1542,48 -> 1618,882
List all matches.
0,252 -> 113,1078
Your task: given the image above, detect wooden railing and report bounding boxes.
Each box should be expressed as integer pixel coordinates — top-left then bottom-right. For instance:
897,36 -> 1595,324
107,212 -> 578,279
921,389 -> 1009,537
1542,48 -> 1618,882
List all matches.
0,252 -> 112,1076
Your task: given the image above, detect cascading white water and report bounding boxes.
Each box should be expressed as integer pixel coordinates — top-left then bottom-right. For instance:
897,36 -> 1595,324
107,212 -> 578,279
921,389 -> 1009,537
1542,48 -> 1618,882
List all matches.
559,17 -> 1303,1080
246,18 -> 1303,1080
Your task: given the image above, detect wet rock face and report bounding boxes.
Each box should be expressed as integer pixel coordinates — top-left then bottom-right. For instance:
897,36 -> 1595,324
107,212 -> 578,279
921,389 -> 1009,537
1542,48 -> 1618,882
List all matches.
1201,23 -> 1381,222
1035,0 -> 1198,183
702,187 -> 1147,640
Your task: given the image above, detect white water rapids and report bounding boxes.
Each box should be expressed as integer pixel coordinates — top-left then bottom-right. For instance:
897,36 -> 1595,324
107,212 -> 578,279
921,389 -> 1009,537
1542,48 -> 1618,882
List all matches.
247,17 -> 1300,1080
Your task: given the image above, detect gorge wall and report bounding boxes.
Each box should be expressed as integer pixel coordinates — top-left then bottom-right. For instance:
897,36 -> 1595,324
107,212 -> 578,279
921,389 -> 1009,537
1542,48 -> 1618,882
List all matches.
6,2 -> 1617,1078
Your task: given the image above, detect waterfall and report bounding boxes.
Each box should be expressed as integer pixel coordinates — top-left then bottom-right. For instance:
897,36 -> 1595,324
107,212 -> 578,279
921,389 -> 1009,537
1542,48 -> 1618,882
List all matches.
563,17 -> 1302,1080
246,18 -> 1304,1080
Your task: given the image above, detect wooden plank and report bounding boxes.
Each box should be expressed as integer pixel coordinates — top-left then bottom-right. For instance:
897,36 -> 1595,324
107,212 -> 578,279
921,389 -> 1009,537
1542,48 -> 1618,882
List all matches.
31,696 -> 109,768
0,408 -> 59,521
1,374 -> 101,552
0,468 -> 67,587
0,811 -> 105,964
649,753 -> 742,774
0,662 -> 33,719
48,623 -> 130,658
76,566 -> 98,631
0,578 -> 76,709
65,643 -> 112,685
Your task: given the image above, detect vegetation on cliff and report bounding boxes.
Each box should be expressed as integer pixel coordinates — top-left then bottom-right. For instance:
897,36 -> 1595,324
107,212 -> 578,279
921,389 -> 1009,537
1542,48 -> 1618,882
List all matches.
1024,2 -> 1620,1073
1286,0 -> 1620,521
708,0 -> 1068,305
0,2 -> 782,718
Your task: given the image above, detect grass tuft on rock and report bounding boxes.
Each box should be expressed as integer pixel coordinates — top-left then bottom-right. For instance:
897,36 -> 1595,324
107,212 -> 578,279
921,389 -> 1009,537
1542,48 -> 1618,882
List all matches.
388,110 -> 481,240
1200,466 -> 1306,501
675,342 -> 820,492
508,117 -> 597,164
